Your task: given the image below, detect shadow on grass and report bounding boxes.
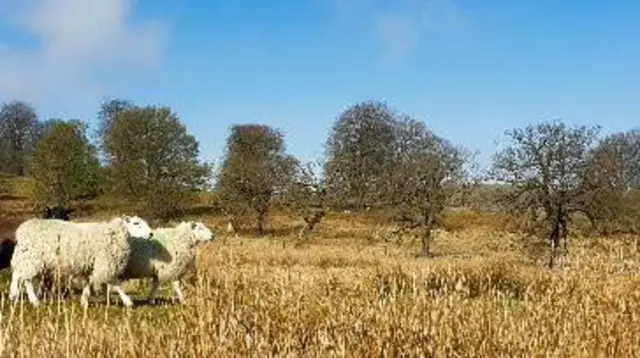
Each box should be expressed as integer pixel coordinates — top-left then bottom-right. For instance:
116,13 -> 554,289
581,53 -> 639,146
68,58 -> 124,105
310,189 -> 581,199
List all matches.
131,297 -> 178,307
0,194 -> 24,201
42,296 -> 180,309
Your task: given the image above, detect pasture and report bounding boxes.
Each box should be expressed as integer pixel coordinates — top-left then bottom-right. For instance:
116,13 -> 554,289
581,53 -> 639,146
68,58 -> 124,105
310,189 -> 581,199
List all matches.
0,205 -> 639,356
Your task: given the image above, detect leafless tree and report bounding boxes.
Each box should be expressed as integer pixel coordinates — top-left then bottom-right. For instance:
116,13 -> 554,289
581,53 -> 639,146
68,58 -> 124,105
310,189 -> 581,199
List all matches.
580,129 -> 640,234
491,120 -> 600,267
323,100 -> 468,255
282,160 -> 327,239
383,116 -> 468,256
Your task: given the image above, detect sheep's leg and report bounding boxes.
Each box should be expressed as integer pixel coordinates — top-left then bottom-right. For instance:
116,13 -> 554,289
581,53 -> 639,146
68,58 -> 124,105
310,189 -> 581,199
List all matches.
171,281 -> 186,304
147,278 -> 160,304
80,285 -> 91,308
109,284 -> 133,308
8,275 -> 21,302
105,284 -> 111,306
24,280 -> 39,306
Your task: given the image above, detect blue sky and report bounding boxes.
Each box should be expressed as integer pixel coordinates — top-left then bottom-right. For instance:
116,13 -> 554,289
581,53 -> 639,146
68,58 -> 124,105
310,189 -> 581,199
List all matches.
1,0 -> 639,172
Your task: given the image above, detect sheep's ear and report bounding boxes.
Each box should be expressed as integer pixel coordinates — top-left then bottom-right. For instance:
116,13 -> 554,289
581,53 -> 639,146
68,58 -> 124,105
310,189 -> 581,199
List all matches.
123,216 -> 131,223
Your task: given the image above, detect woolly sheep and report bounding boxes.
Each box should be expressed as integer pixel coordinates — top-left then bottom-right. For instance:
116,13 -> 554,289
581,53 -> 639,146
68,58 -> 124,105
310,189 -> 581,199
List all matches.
8,215 -> 152,308
119,221 -> 214,304
0,209 -> 71,272
39,217 -> 155,297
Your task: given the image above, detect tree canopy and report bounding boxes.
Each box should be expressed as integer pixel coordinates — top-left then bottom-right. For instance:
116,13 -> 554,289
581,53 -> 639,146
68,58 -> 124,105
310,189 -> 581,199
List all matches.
0,100 -> 39,175
491,120 -> 601,266
324,100 -> 398,210
29,119 -> 101,208
103,105 -> 211,219
216,124 -> 299,235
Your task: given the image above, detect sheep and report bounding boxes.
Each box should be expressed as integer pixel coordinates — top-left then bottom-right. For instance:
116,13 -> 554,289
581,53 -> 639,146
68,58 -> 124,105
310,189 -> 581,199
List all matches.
8,215 -> 152,308
39,215 -> 156,298
119,221 -> 214,304
0,209 -> 71,272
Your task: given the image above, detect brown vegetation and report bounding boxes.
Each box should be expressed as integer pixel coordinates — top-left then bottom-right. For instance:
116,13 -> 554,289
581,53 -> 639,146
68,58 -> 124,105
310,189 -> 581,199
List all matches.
0,214 -> 639,356
0,97 -> 639,355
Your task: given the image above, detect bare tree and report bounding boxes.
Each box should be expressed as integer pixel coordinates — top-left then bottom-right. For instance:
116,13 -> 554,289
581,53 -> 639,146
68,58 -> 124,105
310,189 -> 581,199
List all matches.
581,129 -> 640,234
491,120 -> 600,267
324,100 -> 398,211
216,124 -> 298,236
282,160 -> 327,239
0,100 -> 39,175
384,116 -> 468,256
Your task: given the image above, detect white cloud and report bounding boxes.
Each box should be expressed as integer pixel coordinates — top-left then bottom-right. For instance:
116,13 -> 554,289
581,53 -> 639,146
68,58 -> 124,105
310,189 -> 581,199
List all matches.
327,0 -> 467,62
0,0 -> 165,106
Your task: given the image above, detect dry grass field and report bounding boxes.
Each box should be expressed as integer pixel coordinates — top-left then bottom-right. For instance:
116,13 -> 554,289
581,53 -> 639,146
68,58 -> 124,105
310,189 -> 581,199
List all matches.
1,176 -> 639,356
0,211 -> 639,357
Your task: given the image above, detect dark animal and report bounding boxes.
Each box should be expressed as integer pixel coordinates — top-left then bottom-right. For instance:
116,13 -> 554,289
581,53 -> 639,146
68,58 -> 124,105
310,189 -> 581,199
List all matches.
0,218 -> 22,271
42,206 -> 74,221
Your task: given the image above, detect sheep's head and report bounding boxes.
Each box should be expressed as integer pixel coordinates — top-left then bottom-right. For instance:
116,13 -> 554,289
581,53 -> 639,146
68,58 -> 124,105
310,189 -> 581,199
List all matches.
186,221 -> 214,242
122,215 -> 153,239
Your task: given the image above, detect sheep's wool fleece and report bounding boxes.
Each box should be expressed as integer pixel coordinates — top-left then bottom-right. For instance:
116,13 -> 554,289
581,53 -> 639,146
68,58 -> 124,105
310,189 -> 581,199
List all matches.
122,224 -> 196,282
11,218 -> 132,283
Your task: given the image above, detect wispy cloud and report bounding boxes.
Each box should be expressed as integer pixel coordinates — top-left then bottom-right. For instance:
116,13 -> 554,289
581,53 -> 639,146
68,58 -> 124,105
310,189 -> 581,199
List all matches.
0,0 -> 166,107
326,0 -> 468,63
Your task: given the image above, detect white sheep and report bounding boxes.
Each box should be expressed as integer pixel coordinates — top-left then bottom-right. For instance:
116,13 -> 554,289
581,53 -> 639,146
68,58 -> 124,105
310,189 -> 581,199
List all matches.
119,221 -> 214,304
8,215 -> 152,308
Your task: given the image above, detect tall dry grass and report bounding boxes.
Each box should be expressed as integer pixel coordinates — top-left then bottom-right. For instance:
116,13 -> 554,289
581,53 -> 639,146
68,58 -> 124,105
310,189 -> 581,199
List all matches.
0,224 -> 638,357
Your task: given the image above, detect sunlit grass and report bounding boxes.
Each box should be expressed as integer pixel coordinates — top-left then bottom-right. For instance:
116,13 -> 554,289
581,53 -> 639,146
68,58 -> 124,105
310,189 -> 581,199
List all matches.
0,226 -> 637,356
1,174 -> 639,355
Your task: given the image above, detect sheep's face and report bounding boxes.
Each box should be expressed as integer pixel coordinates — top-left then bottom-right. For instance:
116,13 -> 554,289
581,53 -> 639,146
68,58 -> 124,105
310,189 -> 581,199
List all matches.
189,222 -> 214,242
123,216 -> 153,239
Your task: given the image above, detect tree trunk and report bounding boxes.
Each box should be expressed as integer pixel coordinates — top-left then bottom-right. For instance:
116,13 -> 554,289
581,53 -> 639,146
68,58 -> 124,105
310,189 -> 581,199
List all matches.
257,209 -> 267,236
298,210 -> 325,239
561,213 -> 568,256
548,206 -> 564,268
548,231 -> 559,268
420,228 -> 432,257
419,212 -> 435,257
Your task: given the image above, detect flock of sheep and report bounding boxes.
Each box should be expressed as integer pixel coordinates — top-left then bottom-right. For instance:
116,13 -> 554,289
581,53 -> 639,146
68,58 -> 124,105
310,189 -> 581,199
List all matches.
1,207 -> 215,308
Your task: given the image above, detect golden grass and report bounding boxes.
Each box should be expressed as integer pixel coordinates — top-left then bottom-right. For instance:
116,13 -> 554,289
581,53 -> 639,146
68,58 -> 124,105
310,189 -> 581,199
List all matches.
0,224 -> 638,357
1,175 -> 639,356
